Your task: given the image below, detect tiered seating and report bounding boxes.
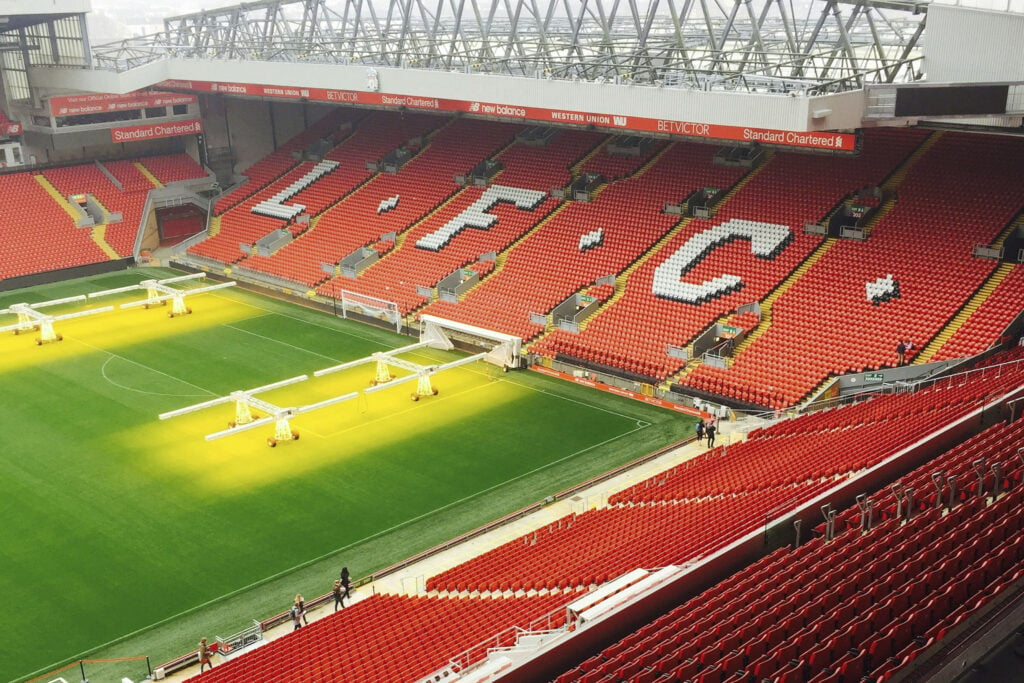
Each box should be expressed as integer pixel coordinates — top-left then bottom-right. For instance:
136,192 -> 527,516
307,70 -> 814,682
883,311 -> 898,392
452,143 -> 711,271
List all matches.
577,140 -> 669,180
534,128 -> 930,381
191,110 -> 434,266
211,109 -> 356,216
241,116 -> 516,287
612,397 -> 986,502
315,124 -> 613,310
42,154 -> 208,257
552,374 -> 1024,683
44,163 -> 146,256
251,159 -> 340,219
0,172 -> 108,279
424,142 -> 744,341
426,484 -> 831,594
556,488 -> 1022,683
187,593 -> 569,683
137,153 -> 208,184
687,131 -> 1024,407
932,264 -> 1024,361
837,416 -> 1024,528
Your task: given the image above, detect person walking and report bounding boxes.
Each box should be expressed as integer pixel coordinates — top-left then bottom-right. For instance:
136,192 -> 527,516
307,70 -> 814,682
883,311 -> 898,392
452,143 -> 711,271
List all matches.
706,421 -> 717,448
295,593 -> 309,626
198,637 -> 213,672
290,601 -> 303,630
340,566 -> 352,601
694,419 -> 705,445
333,579 -> 345,611
896,339 -> 906,366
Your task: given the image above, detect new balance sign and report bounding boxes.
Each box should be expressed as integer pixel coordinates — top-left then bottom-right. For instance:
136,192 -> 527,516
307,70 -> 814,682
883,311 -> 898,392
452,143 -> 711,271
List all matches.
111,119 -> 203,143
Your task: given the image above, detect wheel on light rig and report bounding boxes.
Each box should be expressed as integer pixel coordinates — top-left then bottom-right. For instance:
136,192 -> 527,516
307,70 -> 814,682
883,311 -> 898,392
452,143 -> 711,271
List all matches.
34,338 -> 42,346
12,328 -> 19,336
432,388 -> 439,395
187,307 -> 193,315
410,393 -> 419,402
228,420 -> 237,428
57,334 -> 63,341
292,431 -> 300,440
267,438 -> 277,448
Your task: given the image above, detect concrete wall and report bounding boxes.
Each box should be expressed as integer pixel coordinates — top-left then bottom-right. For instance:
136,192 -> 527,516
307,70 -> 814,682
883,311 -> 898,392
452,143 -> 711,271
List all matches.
29,57 -> 864,134
22,127 -> 187,164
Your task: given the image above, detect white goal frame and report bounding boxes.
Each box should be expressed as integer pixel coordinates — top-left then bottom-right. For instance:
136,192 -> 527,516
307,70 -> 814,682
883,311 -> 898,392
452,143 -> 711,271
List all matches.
419,314 -> 522,369
335,288 -> 401,332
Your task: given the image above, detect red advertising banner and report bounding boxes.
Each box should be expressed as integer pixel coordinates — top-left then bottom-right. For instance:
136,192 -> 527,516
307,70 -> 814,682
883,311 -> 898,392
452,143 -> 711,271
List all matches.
2,122 -> 21,136
111,119 -> 203,143
50,90 -> 197,117
530,365 -> 708,417
157,78 -> 856,151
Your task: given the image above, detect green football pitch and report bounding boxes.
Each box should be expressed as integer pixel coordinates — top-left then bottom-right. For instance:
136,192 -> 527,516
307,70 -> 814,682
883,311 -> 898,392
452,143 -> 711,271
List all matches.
0,268 -> 693,682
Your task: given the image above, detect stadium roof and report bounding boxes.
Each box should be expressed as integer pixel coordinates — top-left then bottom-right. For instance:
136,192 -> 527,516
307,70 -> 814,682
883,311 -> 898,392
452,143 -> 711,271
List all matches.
0,0 -> 90,33
90,0 -> 928,96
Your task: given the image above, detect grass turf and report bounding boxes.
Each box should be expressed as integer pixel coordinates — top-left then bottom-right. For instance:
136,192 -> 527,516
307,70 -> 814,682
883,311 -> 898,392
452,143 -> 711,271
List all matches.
0,269 -> 693,682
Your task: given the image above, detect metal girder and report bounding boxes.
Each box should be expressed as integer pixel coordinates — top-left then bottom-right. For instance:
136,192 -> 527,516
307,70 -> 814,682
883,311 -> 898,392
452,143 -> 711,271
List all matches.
89,0 -> 929,95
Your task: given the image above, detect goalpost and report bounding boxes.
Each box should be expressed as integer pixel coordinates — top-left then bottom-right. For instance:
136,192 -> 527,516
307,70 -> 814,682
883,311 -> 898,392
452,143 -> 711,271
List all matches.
334,288 -> 402,333
419,314 -> 522,370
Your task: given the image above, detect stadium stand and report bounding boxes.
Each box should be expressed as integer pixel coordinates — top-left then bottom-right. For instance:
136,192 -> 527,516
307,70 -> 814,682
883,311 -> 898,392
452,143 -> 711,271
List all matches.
0,171 -> 109,279
41,154 -> 208,257
242,114 -> 516,287
166,345 -> 1024,683
531,128 -> 931,383
930,264 -> 1024,362
313,120 -> 605,310
425,484 -> 832,594
421,141 -> 745,341
185,592 -> 570,683
549,354 -> 1024,683
685,131 -> 1024,407
192,110 -> 445,269
137,153 -> 208,185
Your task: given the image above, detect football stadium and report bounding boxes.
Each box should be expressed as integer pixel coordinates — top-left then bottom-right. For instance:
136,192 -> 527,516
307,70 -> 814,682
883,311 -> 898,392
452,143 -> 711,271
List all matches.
1,1 -> 1023,682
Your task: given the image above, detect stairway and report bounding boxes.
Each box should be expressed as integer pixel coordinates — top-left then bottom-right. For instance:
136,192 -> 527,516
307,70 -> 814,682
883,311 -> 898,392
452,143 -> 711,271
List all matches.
914,261 -> 1016,364
463,202 -> 569,304
208,215 -> 223,237
135,161 -> 165,189
569,138 -> 610,175
90,224 -> 121,259
34,175 -> 82,221
730,238 -> 837,358
862,131 -> 943,239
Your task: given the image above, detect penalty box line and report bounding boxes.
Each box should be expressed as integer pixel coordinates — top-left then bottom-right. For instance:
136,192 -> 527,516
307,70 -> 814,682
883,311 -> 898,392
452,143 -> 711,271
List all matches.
210,290 -> 398,348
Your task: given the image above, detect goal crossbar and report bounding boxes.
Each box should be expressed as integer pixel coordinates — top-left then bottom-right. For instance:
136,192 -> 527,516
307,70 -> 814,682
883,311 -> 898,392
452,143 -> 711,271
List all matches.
419,314 -> 522,368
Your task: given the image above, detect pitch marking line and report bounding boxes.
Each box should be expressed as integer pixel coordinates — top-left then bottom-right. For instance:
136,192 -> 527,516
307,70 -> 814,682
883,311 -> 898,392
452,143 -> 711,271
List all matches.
99,356 -> 213,398
221,322 -> 345,364
66,336 -> 219,398
211,290 -> 393,347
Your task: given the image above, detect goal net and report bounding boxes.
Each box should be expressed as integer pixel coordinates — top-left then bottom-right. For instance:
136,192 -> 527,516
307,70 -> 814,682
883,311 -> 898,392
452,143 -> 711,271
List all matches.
420,314 -> 522,369
335,289 -> 401,332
